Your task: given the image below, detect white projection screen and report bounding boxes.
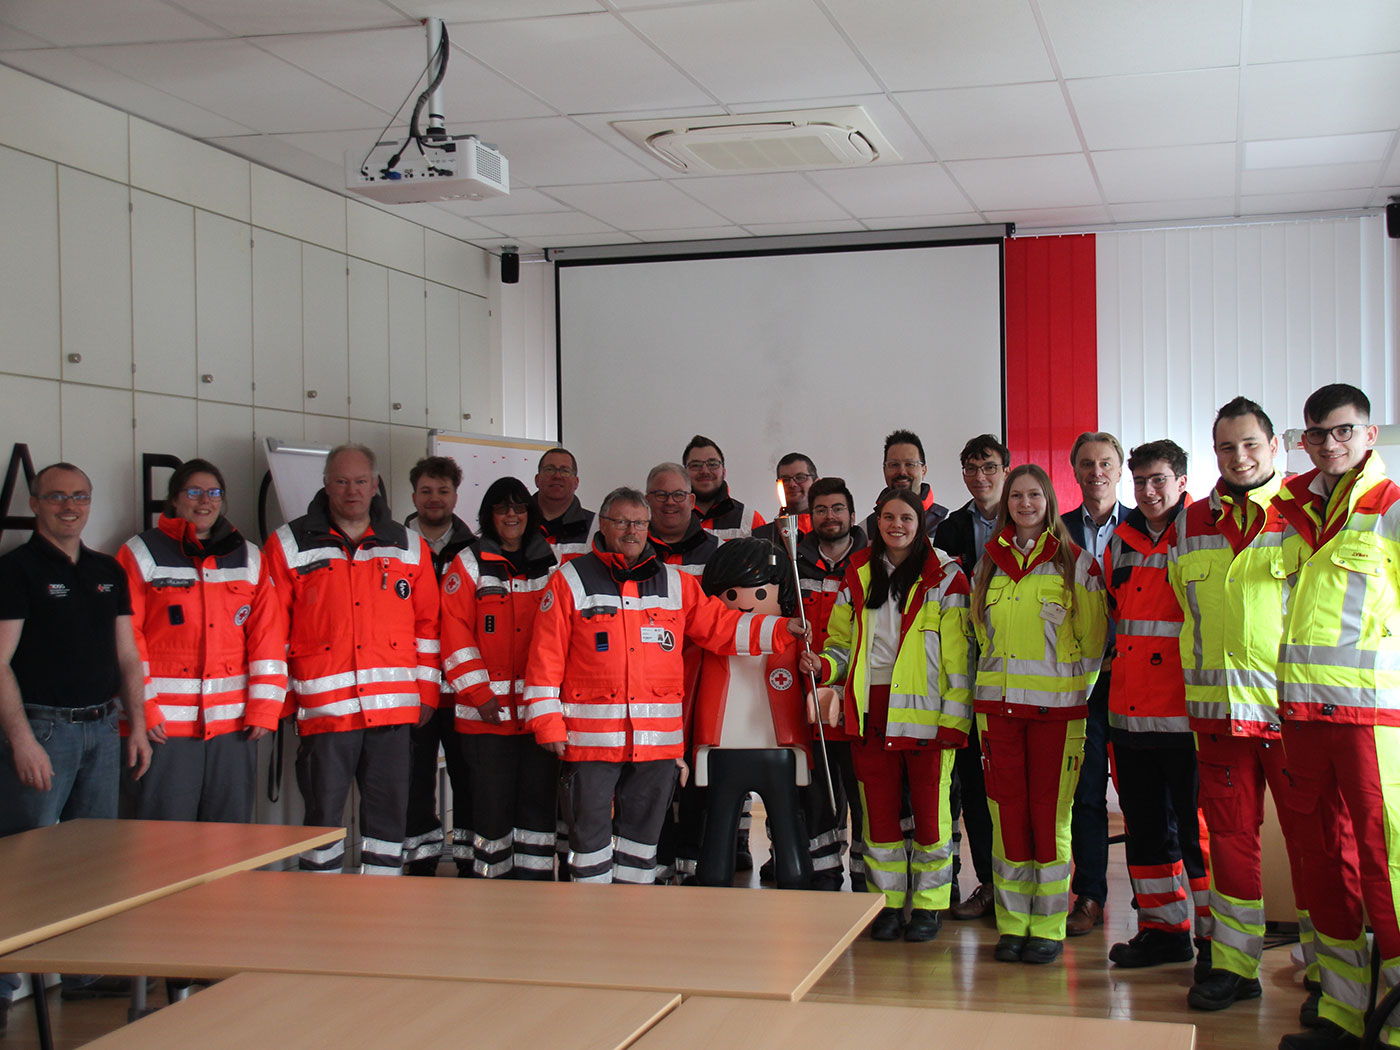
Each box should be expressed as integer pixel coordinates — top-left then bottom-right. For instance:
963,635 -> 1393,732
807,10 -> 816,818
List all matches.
557,240 -> 1004,524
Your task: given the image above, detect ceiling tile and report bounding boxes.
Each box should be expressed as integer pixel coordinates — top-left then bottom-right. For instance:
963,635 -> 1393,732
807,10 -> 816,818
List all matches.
0,0 -> 225,46
1039,0 -> 1242,78
741,219 -> 867,235
674,172 -> 851,225
806,162 -> 970,217
434,187 -> 572,216
547,180 -> 729,229
1093,143 -> 1237,202
897,82 -> 1081,160
861,212 -> 985,229
1248,0 -> 1400,63
484,210 -> 617,237
1238,188 -> 1376,214
631,225 -> 748,241
989,205 -> 1112,228
625,0 -> 879,104
1068,68 -> 1238,150
269,127 -> 385,166
167,0 -> 410,35
1241,161 -> 1382,195
1107,198 -> 1237,223
539,232 -> 639,250
75,39 -> 392,133
1244,54 -> 1400,139
256,28 -> 555,123
1244,131 -> 1393,169
450,11 -> 714,114
729,94 -> 932,164
413,1 -> 603,20
0,23 -> 54,48
826,0 -> 1054,90
2,48 -> 256,137
447,116 -> 653,187
946,154 -> 1102,211
384,202 -> 504,239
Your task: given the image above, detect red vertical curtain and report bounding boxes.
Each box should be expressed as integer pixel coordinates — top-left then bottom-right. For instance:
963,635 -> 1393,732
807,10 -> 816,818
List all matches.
1004,234 -> 1099,509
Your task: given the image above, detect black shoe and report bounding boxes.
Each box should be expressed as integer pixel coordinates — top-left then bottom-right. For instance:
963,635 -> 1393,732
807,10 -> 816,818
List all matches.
0,996 -> 9,1038
1194,938 -> 1213,984
1278,1020 -> 1360,1050
61,977 -> 156,1001
994,934 -> 1026,962
810,870 -> 844,892
1021,936 -> 1063,964
403,859 -> 438,876
1109,928 -> 1194,968
758,857 -> 776,883
869,907 -> 904,941
1188,970 -> 1263,1011
1300,990 -> 1322,1028
1304,976 -> 1322,993
734,830 -> 753,873
904,909 -> 942,942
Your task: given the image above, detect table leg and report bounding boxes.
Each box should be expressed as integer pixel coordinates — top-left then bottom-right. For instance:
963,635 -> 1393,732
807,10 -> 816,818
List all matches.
29,974 -> 53,1050
127,975 -> 147,1023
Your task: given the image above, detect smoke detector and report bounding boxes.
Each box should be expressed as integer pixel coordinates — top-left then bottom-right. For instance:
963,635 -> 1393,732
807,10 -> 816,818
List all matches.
611,106 -> 899,174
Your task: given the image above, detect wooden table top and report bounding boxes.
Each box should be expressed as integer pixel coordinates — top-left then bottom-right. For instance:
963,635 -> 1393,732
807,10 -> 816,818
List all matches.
0,819 -> 343,955
79,973 -> 681,1050
2,870 -> 883,1001
627,996 -> 1197,1050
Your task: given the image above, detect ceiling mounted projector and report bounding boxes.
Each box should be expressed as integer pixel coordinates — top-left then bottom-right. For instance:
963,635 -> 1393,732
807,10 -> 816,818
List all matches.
345,135 -> 509,204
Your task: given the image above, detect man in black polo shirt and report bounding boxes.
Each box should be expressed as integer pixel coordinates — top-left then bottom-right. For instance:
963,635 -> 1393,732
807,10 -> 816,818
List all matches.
0,461 -> 151,1018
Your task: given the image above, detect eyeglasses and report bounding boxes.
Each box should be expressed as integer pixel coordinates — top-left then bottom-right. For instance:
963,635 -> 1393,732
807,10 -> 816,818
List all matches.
36,492 -> 92,505
646,490 -> 691,504
811,504 -> 849,516
538,465 -> 576,477
180,487 -> 223,501
1131,474 -> 1178,489
1302,423 -> 1363,446
686,459 -> 723,472
492,502 -> 529,515
600,515 -> 650,532
884,459 -> 924,472
961,463 -> 1003,477
778,473 -> 814,485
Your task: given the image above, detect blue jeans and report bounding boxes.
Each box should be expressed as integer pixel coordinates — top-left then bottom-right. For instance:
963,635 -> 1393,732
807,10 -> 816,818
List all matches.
1070,673 -> 1111,905
0,704 -> 121,837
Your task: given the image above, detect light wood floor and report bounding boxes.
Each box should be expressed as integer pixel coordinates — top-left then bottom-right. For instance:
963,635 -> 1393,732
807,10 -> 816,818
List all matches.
2,806 -> 1303,1050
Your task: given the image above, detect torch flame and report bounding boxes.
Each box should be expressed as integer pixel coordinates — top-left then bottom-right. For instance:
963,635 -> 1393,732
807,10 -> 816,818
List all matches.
776,478 -> 787,514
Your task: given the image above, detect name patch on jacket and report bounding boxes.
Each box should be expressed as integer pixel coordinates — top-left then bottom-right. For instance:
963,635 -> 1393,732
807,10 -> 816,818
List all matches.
640,626 -> 675,651
395,579 -> 411,600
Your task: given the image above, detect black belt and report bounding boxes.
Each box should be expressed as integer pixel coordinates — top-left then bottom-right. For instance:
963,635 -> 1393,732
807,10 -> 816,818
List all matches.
24,699 -> 119,723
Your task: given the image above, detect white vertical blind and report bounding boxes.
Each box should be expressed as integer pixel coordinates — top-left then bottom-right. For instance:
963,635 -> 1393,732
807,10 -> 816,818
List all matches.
1096,216 -> 1392,500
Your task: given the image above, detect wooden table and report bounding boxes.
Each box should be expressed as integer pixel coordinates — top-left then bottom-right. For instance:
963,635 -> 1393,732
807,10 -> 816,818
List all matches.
78,972 -> 681,1050
3,870 -> 883,1001
627,996 -> 1197,1050
0,819 -> 344,954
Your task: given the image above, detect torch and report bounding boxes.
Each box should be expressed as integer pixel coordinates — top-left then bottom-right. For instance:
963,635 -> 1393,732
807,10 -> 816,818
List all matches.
776,480 -> 838,815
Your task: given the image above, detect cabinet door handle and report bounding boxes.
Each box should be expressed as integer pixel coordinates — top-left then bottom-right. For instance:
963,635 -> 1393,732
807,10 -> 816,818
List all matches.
201,374 -> 214,384
306,390 -> 318,399
392,402 -> 402,411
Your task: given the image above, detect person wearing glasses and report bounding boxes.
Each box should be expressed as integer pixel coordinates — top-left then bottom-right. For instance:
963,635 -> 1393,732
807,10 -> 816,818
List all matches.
524,486 -> 806,884
754,453 -> 820,543
969,464 -> 1108,965
938,434 -> 1011,921
116,458 -> 285,824
645,463 -> 718,576
439,477 -> 558,879
1273,384 -> 1400,1050
862,429 -> 949,541
1102,441 -> 1212,980
534,447 -> 594,564
684,435 -> 765,542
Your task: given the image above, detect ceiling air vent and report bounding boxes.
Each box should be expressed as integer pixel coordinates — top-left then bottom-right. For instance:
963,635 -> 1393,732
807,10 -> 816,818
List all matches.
611,106 -> 899,174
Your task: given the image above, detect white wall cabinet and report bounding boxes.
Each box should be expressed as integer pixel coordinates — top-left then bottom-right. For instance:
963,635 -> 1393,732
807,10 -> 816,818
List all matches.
195,211 -> 253,405
131,190 -> 195,398
252,229 -> 303,413
60,384 -> 135,550
459,292 -> 494,432
387,270 -> 427,426
59,168 -> 132,389
347,258 -> 390,424
302,244 -> 348,418
0,146 -> 60,380
425,282 -> 461,431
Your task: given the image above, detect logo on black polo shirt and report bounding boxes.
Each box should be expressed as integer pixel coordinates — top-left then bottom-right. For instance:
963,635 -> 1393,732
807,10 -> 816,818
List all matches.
97,583 -> 115,593
395,579 -> 411,600
48,583 -> 69,598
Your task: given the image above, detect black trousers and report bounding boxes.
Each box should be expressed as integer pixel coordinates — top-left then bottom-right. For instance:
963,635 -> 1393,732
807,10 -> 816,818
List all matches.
953,719 -> 994,887
564,759 -> 678,884
460,732 -> 559,879
296,726 -> 410,874
802,742 -> 847,884
404,702 -> 472,870
123,732 -> 257,823
699,749 -> 813,890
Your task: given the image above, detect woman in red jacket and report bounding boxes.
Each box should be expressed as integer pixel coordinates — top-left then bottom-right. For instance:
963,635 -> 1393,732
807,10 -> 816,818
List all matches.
440,477 -> 559,878
118,458 -> 286,822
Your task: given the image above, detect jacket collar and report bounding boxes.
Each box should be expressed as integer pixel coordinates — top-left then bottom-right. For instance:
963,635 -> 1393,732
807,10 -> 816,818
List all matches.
473,530 -> 556,574
1208,471 -> 1283,520
157,512 -> 240,558
648,515 -> 710,557
985,526 -> 1059,579
797,524 -> 867,570
305,490 -> 403,548
591,535 -> 662,582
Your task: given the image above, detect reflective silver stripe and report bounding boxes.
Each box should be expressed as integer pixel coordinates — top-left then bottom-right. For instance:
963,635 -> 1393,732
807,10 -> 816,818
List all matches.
1279,646 -> 1400,671
734,612 -> 756,651
1030,889 -> 1070,916
568,731 -> 627,747
1211,918 -> 1264,962
455,704 -> 488,722
514,853 -> 553,871
202,702 -> 246,722
1186,698 -> 1281,725
1337,565 -> 1371,650
201,566 -> 257,584
1118,619 -> 1181,637
571,844 -> 611,867
523,699 -> 563,721
757,614 -> 777,653
564,702 -> 628,719
297,695 -> 409,720
452,669 -> 490,690
362,835 -> 402,860
474,831 -> 513,855
1180,532 -> 1231,554
155,704 -> 199,722
354,543 -> 422,565
629,702 -> 682,719
248,659 -> 286,677
614,835 -> 657,861
416,638 -> 440,653
248,684 -> 282,701
150,675 -> 249,695
360,691 -> 420,711
996,886 -> 1033,915
514,828 -> 554,847
1278,682 -> 1400,710
1184,667 -> 1277,690
634,729 -> 683,746
293,666 -> 417,694
276,529 -> 347,568
417,666 -> 441,685
123,536 -> 159,581
524,686 -> 558,702
475,856 -> 513,878
1110,713 -> 1191,733
444,647 -> 483,672
993,857 -> 1036,883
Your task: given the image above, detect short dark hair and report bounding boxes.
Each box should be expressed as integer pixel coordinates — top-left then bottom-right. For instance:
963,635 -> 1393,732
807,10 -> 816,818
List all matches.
165,458 -> 227,515
683,435 -> 724,465
1304,383 -> 1370,426
1128,439 -> 1188,476
808,476 -> 854,510
960,434 -> 1010,468
537,447 -> 577,473
776,452 -> 816,476
477,476 -> 542,544
883,429 -> 925,463
1213,396 -> 1274,442
31,462 -> 91,498
410,455 -> 462,489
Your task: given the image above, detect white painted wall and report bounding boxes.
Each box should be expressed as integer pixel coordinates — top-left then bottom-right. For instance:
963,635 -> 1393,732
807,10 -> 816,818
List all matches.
0,65 -> 497,557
